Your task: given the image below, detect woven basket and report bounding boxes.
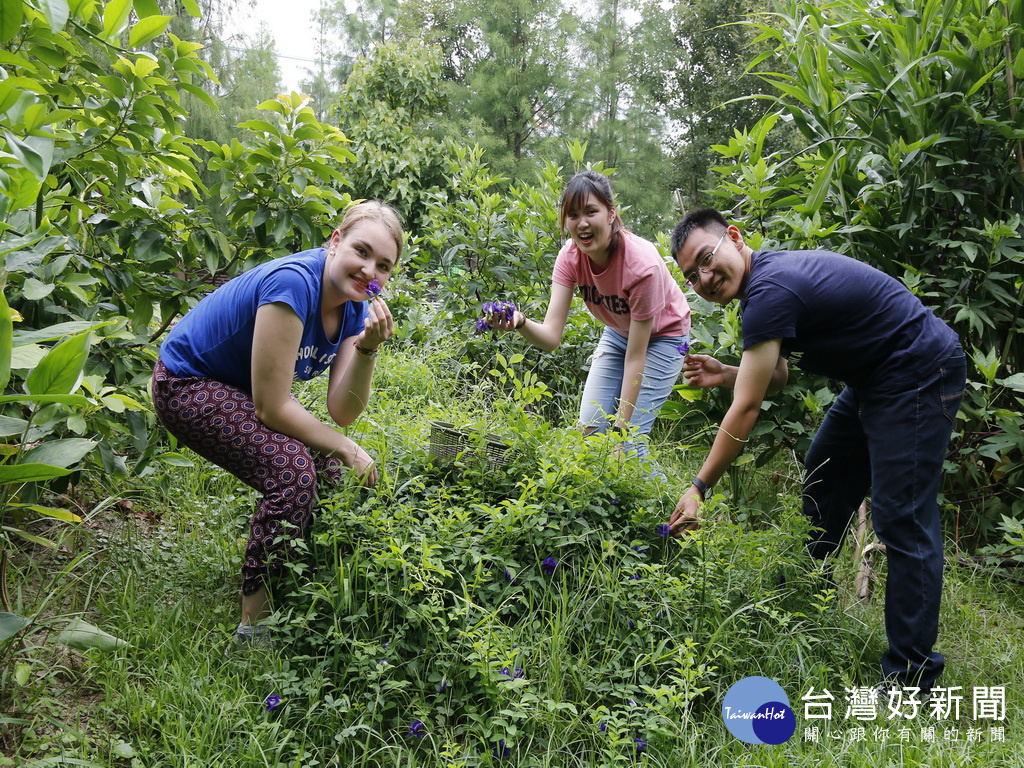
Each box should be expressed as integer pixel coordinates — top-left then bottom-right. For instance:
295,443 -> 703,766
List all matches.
428,421 -> 517,472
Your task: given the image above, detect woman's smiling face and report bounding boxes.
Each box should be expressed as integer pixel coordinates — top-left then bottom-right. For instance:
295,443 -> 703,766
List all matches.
564,193 -> 616,258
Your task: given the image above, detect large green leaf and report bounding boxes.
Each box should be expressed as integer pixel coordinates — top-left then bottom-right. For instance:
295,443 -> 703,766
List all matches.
22,438 -> 97,468
102,0 -> 132,41
0,289 -> 11,391
0,0 -> 23,44
0,612 -> 29,643
13,320 -> 111,346
128,14 -> 171,48
35,0 -> 70,32
55,618 -> 129,652
0,462 -> 72,484
0,393 -> 88,406
6,503 -> 83,522
26,332 -> 90,395
0,414 -> 28,437
132,0 -> 161,17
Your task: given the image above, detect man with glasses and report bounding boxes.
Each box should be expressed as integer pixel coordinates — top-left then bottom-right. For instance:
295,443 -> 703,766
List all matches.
666,207 -> 965,697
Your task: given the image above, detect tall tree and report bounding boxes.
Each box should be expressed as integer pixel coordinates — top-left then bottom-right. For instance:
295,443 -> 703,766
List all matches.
651,0 -> 783,211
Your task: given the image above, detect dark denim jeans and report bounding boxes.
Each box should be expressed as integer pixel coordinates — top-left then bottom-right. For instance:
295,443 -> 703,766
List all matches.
802,345 -> 966,690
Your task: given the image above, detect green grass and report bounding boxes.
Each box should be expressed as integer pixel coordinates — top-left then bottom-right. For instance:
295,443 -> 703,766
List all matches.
2,342 -> 1023,767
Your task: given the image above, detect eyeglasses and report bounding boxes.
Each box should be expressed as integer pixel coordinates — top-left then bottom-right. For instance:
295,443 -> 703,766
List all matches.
683,233 -> 726,289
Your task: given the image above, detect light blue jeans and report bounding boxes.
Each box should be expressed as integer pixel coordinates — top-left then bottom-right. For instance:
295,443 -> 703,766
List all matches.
578,327 -> 688,465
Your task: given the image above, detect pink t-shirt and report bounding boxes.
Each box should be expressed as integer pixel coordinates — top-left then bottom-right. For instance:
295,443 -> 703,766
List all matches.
552,231 -> 691,338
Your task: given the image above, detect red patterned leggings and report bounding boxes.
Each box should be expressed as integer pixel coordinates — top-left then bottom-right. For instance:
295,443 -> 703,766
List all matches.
151,359 -> 342,595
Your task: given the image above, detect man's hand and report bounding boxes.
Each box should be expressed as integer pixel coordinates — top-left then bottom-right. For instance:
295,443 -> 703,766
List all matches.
668,491 -> 702,536
683,353 -> 732,389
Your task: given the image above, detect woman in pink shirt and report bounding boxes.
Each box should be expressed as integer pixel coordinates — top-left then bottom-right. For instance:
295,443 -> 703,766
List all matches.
486,170 -> 691,468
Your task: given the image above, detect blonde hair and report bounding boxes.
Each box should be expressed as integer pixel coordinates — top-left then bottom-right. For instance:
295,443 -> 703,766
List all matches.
334,200 -> 404,261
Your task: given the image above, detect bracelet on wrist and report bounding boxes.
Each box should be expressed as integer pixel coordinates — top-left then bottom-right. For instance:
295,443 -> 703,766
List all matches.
691,476 -> 710,500
514,313 -> 527,330
353,341 -> 379,358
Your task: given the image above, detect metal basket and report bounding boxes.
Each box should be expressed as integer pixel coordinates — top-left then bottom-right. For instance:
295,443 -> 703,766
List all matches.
428,421 -> 517,472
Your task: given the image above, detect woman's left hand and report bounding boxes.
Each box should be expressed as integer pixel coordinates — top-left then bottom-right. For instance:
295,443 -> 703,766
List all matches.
358,297 -> 395,351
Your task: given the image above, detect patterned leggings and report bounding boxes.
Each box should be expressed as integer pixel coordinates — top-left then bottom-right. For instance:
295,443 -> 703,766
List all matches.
151,359 -> 342,595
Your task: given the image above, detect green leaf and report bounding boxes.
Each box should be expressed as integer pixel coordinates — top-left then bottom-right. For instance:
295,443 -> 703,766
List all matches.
11,343 -> 46,369
22,438 -> 97,468
35,0 -> 70,32
22,277 -> 55,300
998,373 -> 1024,392
0,612 -> 29,643
3,526 -> 56,547
128,14 -> 171,48
12,320 -> 111,346
178,81 -> 217,110
55,618 -> 129,652
131,0 -> 160,17
180,0 -> 200,16
6,503 -> 83,522
26,333 -> 90,395
3,132 -> 45,179
0,462 -> 72,484
0,0 -> 24,44
102,0 -> 132,41
0,415 -> 28,436
0,289 -> 11,391
14,662 -> 30,685
0,393 -> 88,406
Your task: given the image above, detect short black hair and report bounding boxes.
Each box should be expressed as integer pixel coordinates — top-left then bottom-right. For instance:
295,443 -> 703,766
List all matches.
670,208 -> 730,260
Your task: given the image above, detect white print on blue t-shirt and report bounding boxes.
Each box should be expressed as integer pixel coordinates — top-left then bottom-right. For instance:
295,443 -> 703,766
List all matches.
296,345 -> 339,379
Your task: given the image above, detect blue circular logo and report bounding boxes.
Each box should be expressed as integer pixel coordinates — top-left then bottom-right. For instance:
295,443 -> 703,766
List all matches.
721,676 -> 796,744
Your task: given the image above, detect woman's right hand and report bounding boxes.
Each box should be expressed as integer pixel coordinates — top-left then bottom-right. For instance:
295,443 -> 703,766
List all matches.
682,353 -> 729,389
486,309 -> 523,332
347,442 -> 378,487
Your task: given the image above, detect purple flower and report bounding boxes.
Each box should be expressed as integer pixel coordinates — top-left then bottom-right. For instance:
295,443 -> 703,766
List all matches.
633,545 -> 649,555
677,341 -> 690,356
377,658 -> 388,666
438,678 -> 448,693
364,278 -> 382,298
263,694 -> 282,712
408,719 -> 426,739
610,498 -> 621,506
629,572 -> 641,581
542,557 -> 557,575
475,317 -> 490,333
503,568 -> 519,585
634,736 -> 647,754
598,721 -> 608,733
627,619 -> 635,629
492,739 -> 512,758
656,524 -> 670,537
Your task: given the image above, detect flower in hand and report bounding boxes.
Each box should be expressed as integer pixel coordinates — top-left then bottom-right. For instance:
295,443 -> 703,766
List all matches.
677,340 -> 690,356
475,300 -> 517,332
364,278 -> 382,299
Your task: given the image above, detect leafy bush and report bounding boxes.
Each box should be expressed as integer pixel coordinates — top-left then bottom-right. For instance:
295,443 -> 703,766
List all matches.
258,363 -> 825,765
708,0 -> 1024,545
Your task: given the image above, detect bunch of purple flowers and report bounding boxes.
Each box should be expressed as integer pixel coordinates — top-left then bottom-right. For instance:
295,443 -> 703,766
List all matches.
475,300 -> 518,332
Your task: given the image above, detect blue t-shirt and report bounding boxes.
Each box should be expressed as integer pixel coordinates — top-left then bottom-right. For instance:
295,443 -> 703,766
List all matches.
741,249 -> 958,391
160,249 -> 367,393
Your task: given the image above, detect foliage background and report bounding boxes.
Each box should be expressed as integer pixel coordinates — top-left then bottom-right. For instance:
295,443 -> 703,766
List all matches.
0,0 -> 1022,764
